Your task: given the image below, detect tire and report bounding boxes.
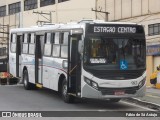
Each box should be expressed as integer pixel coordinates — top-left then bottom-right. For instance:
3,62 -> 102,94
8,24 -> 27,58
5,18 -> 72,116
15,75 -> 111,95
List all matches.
23,70 -> 35,90
108,98 -> 121,103
61,79 -> 75,103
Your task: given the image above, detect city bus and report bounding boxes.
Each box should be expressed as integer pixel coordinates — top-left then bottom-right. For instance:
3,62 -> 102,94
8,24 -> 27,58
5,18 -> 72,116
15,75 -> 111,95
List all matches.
9,20 -> 146,103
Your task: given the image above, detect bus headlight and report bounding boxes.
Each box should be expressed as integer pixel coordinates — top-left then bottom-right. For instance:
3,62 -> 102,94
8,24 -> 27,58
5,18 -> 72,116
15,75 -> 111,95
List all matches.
84,77 -> 98,90
138,77 -> 146,88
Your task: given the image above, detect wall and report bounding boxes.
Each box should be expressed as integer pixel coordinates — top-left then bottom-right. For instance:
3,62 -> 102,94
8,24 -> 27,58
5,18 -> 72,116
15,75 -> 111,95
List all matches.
146,56 -> 153,86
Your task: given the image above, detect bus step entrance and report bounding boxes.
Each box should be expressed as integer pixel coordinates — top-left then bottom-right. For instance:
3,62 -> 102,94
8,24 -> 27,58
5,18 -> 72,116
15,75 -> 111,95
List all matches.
68,93 -> 76,97
36,83 -> 43,88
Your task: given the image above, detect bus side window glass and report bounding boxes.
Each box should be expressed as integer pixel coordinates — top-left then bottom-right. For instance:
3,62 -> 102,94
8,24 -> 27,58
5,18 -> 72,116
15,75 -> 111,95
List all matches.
0,48 -> 2,56
63,32 -> 69,45
52,45 -> 60,57
51,33 -> 55,43
61,46 -> 68,58
61,32 -> 69,58
29,33 -> 35,55
11,34 -> 16,53
59,33 -> 64,44
52,32 -> 60,57
22,34 -> 29,54
55,32 -> 59,44
44,33 -> 52,56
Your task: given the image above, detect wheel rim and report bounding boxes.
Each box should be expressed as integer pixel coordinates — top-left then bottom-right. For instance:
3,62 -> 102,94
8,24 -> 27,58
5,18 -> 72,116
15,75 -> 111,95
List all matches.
24,74 -> 27,87
62,83 -> 67,98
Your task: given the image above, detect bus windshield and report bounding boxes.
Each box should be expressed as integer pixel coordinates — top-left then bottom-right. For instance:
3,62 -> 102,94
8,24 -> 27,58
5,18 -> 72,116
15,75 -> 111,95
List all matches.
83,36 -> 146,70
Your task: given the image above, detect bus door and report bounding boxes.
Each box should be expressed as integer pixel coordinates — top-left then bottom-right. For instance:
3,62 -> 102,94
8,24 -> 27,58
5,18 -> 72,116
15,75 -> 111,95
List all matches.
67,33 -> 82,95
35,35 -> 44,85
16,35 -> 22,77
10,34 -> 22,77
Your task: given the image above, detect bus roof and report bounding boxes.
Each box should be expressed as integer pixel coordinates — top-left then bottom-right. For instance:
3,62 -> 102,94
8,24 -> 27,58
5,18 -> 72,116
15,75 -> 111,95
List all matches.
10,20 -> 139,33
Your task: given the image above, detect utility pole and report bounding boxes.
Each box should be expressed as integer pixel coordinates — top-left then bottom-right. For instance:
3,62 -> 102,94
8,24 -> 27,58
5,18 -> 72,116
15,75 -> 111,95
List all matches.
91,8 -> 110,21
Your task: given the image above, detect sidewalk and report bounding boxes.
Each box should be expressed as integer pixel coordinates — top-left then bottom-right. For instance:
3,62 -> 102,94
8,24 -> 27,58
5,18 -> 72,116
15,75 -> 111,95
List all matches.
125,87 -> 160,110
138,87 -> 160,106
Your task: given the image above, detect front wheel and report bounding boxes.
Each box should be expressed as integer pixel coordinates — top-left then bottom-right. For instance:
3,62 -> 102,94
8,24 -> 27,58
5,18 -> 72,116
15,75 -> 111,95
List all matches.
61,79 -> 75,103
23,70 -> 35,90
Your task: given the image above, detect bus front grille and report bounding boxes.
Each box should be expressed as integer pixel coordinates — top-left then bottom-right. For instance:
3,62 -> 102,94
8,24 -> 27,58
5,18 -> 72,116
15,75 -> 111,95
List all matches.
99,86 -> 139,95
91,70 -> 144,80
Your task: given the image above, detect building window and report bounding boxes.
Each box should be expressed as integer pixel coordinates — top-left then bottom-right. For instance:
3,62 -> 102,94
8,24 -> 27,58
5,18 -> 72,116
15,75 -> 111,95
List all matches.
9,2 -> 21,15
0,6 -> 6,17
58,0 -> 69,3
148,23 -> 160,36
40,0 -> 55,7
24,0 -> 37,11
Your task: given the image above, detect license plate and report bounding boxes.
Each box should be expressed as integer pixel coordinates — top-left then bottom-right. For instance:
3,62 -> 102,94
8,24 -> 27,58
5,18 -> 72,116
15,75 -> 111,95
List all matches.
114,91 -> 125,95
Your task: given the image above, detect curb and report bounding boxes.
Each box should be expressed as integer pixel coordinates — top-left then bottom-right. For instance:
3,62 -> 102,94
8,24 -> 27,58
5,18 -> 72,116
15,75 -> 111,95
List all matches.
123,98 -> 160,111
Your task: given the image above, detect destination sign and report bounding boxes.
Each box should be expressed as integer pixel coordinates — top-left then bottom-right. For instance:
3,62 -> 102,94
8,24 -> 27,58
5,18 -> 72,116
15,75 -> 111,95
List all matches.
94,26 -> 136,33
87,24 -> 144,34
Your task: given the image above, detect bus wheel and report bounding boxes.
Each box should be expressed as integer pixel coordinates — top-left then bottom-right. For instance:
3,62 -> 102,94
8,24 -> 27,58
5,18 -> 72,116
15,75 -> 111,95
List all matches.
108,98 -> 121,103
61,79 -> 75,103
23,70 -> 34,90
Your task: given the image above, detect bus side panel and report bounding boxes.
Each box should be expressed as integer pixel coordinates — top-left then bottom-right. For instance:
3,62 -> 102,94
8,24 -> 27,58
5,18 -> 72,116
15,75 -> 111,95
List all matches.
43,57 -> 66,91
21,54 -> 35,84
49,59 -> 67,91
42,57 -> 52,88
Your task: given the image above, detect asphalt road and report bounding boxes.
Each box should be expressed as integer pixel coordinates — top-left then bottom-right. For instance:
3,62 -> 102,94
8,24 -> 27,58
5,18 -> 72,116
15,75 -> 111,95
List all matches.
0,85 -> 153,111
0,85 -> 159,120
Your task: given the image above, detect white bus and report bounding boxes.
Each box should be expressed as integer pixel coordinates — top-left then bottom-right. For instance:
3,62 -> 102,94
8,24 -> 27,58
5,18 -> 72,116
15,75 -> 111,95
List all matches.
9,20 -> 146,103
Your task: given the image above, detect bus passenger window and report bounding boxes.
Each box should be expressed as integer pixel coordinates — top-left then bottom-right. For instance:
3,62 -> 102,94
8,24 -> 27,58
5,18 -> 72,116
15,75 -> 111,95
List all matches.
22,34 -> 29,54
10,34 -> 16,53
29,33 -> 35,55
55,33 -> 59,44
63,32 -> 69,45
52,45 -> 60,57
59,33 -> 64,44
44,44 -> 52,56
61,46 -> 68,58
46,33 -> 51,43
51,33 -> 55,43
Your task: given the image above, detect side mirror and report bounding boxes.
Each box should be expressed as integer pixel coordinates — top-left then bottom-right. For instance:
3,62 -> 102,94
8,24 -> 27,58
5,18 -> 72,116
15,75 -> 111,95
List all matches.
62,60 -> 68,69
78,40 -> 84,54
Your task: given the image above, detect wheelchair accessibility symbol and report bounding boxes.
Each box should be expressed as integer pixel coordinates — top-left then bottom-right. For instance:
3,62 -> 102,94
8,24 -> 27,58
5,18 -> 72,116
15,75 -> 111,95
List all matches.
120,60 -> 128,70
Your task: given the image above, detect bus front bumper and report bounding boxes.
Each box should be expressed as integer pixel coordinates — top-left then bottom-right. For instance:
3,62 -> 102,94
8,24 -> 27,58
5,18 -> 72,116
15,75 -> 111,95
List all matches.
81,83 -> 146,99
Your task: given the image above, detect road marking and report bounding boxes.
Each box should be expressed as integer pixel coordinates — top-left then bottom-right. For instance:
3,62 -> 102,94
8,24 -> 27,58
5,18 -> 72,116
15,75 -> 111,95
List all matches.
121,101 -> 156,111
146,94 -> 160,99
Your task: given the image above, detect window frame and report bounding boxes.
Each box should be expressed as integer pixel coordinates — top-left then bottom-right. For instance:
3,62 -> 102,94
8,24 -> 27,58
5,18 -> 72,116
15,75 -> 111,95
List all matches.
148,23 -> 160,36
24,0 -> 37,11
0,5 -> 6,17
58,0 -> 69,3
9,2 -> 21,15
40,0 -> 55,7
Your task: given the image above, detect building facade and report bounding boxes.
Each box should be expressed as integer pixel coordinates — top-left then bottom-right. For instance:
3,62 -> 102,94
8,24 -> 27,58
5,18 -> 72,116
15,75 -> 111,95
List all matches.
0,0 -> 159,86
0,0 -> 96,48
